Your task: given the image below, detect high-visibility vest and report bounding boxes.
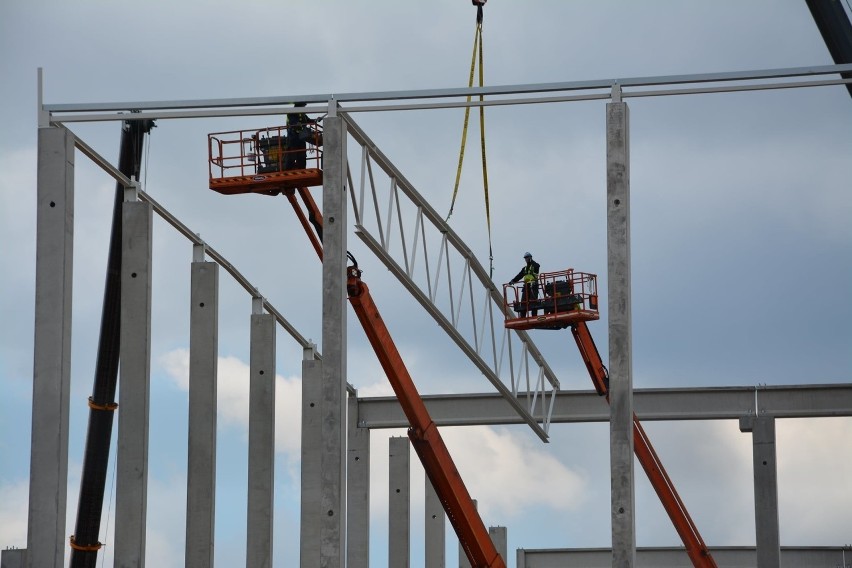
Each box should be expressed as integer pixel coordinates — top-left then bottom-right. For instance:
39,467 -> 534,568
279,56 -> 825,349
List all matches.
522,265 -> 537,283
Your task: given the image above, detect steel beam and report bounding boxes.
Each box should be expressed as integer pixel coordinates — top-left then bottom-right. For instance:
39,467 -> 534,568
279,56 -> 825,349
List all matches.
354,384 -> 852,428
516,546 -> 852,567
43,63 -> 852,117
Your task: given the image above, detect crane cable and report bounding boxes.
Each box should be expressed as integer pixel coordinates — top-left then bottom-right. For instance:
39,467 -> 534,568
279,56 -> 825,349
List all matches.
446,2 -> 494,277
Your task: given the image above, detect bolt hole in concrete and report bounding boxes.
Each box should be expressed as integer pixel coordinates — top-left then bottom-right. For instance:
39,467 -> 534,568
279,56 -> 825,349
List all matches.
49,201 -> 55,207
614,199 -> 621,206
131,273 -> 137,278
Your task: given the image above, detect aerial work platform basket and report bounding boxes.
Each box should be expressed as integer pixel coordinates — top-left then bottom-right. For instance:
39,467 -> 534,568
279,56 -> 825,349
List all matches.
207,123 -> 323,196
503,269 -> 599,331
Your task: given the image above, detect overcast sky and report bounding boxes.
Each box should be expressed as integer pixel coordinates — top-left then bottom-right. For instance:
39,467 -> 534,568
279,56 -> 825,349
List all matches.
1,1 -> 851,567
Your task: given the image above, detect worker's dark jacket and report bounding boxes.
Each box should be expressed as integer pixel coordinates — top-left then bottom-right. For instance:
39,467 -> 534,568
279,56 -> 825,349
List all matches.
511,260 -> 540,284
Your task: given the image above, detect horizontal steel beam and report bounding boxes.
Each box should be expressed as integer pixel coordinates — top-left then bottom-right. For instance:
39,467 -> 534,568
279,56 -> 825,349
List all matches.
516,546 -> 852,568
355,384 -> 852,428
42,63 -> 852,120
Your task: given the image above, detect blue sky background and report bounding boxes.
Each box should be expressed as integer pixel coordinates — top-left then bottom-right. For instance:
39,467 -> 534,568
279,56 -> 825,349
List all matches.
1,1 -> 851,566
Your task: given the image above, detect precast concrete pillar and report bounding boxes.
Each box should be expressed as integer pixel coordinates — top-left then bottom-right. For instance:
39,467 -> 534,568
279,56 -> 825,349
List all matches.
739,415 -> 781,567
607,91 -> 636,568
425,476 -> 446,568
185,253 -> 219,568
320,107 -> 348,568
115,189 -> 153,568
388,436 -> 411,567
246,305 -> 276,568
347,394 -> 370,567
29,125 -> 75,568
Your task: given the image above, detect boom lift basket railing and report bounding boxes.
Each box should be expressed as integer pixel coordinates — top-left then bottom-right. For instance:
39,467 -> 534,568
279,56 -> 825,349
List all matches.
503,269 -> 600,331
207,123 -> 323,195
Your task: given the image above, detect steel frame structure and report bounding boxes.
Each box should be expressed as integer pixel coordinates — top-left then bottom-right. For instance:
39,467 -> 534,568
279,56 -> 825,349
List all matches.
16,63 -> 852,567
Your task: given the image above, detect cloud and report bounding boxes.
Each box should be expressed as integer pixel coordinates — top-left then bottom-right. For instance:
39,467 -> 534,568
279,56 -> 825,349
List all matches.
0,478 -> 28,547
158,349 -> 302,456
368,424 -> 588,530
777,417 -> 852,544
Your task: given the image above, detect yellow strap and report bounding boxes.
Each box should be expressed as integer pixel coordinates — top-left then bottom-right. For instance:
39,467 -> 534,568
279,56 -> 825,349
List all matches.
446,15 -> 495,276
477,24 -> 494,277
446,20 -> 480,222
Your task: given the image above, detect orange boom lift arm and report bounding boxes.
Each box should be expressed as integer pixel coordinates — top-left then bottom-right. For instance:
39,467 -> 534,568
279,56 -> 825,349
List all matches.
572,322 -> 717,568
208,159 -> 506,565
347,263 -> 505,568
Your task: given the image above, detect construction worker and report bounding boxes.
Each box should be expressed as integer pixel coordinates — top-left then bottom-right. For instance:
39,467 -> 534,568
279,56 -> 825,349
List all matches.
510,252 -> 540,317
285,102 -> 321,171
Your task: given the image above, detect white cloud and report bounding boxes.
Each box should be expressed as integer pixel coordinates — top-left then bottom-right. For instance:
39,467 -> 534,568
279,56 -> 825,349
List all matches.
159,349 -> 303,456
0,478 -> 28,547
368,425 -> 588,529
777,417 -> 852,544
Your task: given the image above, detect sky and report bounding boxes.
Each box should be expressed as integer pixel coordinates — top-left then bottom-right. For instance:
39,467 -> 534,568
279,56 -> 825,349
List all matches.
1,1 -> 851,567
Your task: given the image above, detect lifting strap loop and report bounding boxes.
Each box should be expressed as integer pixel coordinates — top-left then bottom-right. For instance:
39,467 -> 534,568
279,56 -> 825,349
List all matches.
446,6 -> 494,277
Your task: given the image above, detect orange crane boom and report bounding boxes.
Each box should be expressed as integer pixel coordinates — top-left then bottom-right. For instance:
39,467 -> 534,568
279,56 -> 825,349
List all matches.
571,321 -> 718,568
277,185 -> 505,567
347,265 -> 505,568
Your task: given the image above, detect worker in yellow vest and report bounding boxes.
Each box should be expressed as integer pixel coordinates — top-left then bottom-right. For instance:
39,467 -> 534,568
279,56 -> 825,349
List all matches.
510,252 -> 540,317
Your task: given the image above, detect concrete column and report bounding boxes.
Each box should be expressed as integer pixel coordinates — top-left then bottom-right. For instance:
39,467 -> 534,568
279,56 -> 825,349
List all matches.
489,527 -> 507,563
739,415 -> 781,567
388,436 -> 410,568
458,500 -> 477,568
607,95 -> 635,568
320,109 -> 348,567
347,394 -> 370,567
28,126 -> 74,568
301,346 -> 321,568
115,193 -> 153,568
246,309 -> 276,568
185,256 -> 219,568
424,476 -> 446,568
